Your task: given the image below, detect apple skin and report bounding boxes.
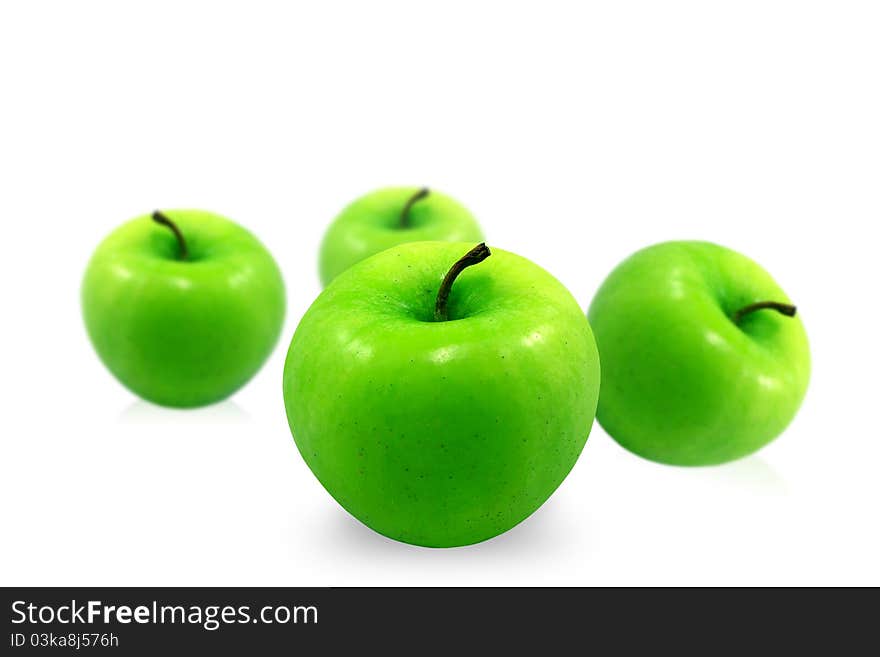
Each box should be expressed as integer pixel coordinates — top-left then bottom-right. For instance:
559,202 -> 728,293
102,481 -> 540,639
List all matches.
82,210 -> 285,408
318,187 -> 484,286
588,241 -> 810,466
284,241 -> 600,547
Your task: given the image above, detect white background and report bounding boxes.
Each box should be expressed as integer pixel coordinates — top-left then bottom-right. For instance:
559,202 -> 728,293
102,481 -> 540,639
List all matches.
1,1 -> 878,586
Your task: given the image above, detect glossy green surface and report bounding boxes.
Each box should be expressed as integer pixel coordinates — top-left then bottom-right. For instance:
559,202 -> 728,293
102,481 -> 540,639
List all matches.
82,210 -> 286,408
318,187 -> 484,286
588,241 -> 810,466
284,241 -> 600,547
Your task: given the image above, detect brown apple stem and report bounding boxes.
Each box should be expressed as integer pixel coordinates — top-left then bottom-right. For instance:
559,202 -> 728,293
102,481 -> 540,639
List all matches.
399,187 -> 430,228
434,243 -> 491,322
732,301 -> 797,324
152,210 -> 189,260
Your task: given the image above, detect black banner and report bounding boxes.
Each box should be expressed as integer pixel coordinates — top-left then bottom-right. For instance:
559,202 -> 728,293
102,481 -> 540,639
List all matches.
1,587 -> 873,653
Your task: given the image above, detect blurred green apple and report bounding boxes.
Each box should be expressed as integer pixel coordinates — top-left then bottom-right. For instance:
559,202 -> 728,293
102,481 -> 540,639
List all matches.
318,187 -> 484,286
82,210 -> 285,407
588,241 -> 810,465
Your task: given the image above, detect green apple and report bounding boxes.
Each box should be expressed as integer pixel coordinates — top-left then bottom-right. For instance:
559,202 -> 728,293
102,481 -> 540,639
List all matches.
588,241 -> 810,466
318,187 -> 484,286
284,241 -> 600,547
82,210 -> 286,408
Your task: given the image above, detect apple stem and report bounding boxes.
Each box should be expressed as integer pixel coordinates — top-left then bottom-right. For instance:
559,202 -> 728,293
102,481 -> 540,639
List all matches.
399,187 -> 430,228
732,301 -> 797,324
434,243 -> 492,322
152,210 -> 189,260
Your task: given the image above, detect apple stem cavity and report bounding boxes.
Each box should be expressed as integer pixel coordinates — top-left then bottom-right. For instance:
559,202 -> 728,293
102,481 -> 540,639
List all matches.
152,210 -> 189,260
434,242 -> 492,322
732,301 -> 797,324
399,187 -> 430,228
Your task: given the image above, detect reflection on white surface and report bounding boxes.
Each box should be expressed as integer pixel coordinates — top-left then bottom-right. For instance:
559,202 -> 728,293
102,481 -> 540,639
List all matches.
707,455 -> 788,493
117,398 -> 253,426
308,494 -> 594,562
